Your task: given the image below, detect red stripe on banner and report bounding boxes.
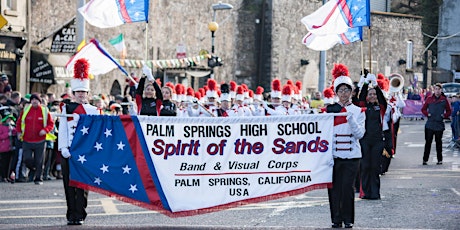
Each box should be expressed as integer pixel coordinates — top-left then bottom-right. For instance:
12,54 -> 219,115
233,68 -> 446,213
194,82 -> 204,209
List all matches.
340,33 -> 350,44
175,170 -> 312,176
120,115 -> 162,206
118,0 -> 132,23
338,0 -> 353,27
166,182 -> 332,217
312,2 -> 340,29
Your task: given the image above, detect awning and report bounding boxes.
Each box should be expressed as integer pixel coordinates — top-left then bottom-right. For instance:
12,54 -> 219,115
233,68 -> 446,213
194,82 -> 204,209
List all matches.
30,49 -> 72,84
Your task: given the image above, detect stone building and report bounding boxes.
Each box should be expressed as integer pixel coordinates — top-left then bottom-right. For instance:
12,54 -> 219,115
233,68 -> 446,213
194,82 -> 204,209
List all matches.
437,0 -> 460,82
21,0 -> 423,97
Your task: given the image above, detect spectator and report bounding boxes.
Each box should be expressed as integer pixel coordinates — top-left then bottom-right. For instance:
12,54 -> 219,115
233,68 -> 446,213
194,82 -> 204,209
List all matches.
421,83 -> 452,165
15,94 -> 54,185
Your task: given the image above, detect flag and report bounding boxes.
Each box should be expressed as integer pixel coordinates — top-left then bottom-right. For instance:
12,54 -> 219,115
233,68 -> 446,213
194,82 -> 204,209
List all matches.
302,26 -> 363,51
69,114 -> 336,217
66,39 -> 128,76
301,0 -> 370,35
78,0 -> 149,28
109,33 -> 127,58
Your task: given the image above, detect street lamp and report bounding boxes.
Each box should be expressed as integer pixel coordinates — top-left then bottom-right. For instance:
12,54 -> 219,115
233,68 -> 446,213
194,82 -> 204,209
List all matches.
207,2 -> 233,78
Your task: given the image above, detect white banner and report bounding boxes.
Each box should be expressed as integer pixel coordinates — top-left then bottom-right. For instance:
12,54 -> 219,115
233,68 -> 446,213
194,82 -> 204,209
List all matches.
136,114 -> 334,212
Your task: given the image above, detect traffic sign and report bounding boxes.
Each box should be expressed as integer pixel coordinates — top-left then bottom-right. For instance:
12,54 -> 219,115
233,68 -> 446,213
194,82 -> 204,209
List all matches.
0,15 -> 8,29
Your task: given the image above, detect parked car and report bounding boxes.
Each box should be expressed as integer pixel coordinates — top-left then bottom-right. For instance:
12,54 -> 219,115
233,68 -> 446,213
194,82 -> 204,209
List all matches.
442,83 -> 460,97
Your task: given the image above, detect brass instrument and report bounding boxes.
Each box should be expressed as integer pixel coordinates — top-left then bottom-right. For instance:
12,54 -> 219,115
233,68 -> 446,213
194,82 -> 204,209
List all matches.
389,73 -> 404,93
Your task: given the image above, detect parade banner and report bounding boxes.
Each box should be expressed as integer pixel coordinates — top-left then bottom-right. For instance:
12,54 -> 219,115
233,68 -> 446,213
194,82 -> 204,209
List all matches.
402,99 -> 424,118
68,114 -> 335,217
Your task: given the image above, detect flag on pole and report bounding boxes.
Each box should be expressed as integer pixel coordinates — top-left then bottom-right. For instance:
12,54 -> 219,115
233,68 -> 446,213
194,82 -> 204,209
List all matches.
301,0 -> 370,35
66,39 -> 128,76
78,0 -> 149,28
109,33 -> 127,59
302,26 -> 363,51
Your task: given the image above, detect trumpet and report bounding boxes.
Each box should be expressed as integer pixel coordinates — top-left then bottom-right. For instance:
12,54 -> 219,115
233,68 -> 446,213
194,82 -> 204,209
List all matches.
389,73 -> 404,93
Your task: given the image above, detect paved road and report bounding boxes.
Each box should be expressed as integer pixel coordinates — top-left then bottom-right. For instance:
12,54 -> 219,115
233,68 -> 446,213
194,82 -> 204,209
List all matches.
0,119 -> 459,229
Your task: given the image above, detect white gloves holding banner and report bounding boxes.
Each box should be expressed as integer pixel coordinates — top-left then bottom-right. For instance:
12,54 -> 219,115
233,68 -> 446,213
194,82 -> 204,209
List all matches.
142,65 -> 155,82
61,148 -> 71,158
347,112 -> 358,130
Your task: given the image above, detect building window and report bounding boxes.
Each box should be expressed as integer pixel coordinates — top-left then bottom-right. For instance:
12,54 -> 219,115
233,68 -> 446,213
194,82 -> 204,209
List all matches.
406,40 -> 413,70
6,0 -> 17,10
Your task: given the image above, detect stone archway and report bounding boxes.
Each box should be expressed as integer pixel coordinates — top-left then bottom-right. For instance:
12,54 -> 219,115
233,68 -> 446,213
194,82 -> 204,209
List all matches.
110,80 -> 122,96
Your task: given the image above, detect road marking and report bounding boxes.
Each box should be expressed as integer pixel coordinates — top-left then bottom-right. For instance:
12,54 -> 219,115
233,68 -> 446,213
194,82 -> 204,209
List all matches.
407,144 -> 424,147
100,198 -> 119,214
451,188 -> 460,196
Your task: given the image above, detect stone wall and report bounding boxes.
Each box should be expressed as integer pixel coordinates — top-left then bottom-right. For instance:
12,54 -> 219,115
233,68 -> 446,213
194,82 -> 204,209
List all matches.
30,0 -> 423,98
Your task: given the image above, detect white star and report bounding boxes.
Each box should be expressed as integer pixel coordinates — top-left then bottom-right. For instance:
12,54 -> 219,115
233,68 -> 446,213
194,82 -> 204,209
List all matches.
356,17 -> 363,23
122,165 -> 132,174
100,164 -> 109,174
94,177 -> 102,185
129,0 -> 136,4
104,128 -> 112,138
117,141 -> 125,150
94,142 -> 103,151
134,11 -> 141,19
129,184 -> 138,193
77,155 -> 87,164
80,126 -> 89,135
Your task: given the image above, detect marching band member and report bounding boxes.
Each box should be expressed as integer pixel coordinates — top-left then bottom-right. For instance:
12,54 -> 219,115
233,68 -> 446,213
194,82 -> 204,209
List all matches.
252,86 -> 266,116
233,86 -> 252,116
275,84 -> 300,115
159,84 -> 177,116
325,63 -> 365,229
136,65 -> 163,116
358,75 -> 390,200
263,79 -> 284,116
217,83 -> 236,117
58,59 -> 100,225
165,82 -> 177,106
229,80 -> 237,104
323,87 -> 335,106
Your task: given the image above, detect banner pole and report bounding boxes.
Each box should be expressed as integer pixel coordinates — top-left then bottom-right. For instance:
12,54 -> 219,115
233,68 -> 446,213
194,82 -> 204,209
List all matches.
360,40 -> 364,75
368,26 -> 372,73
144,23 -> 148,62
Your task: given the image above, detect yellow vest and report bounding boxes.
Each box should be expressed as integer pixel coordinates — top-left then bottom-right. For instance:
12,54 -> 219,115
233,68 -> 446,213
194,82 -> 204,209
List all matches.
20,105 -> 56,141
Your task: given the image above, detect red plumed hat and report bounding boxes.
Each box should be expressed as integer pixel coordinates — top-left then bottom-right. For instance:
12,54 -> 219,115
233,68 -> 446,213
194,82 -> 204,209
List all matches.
323,87 -> 334,98
331,63 -> 349,79
377,73 -> 385,80
271,78 -> 282,98
235,85 -> 245,101
186,87 -> 194,96
254,86 -> 264,101
229,80 -> 237,98
186,87 -> 195,102
165,82 -> 175,93
323,87 -> 335,105
195,91 -> 202,100
206,78 -> 218,98
71,59 -> 90,91
332,63 -> 352,92
281,84 -> 292,102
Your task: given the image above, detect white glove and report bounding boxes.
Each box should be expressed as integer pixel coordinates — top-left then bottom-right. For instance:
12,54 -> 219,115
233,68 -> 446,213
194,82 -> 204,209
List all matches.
347,112 -> 358,129
367,74 -> 377,86
358,75 -> 366,88
142,65 -> 154,82
61,148 -> 71,158
262,101 -> 270,110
